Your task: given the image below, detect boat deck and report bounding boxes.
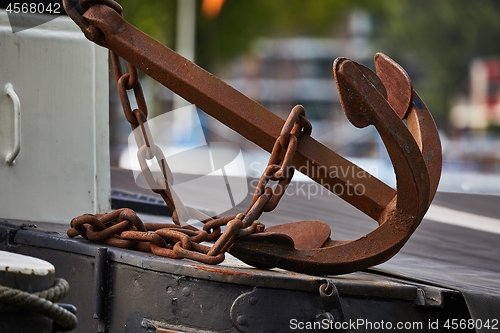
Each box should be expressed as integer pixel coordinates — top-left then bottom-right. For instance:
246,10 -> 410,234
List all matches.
0,167 -> 498,332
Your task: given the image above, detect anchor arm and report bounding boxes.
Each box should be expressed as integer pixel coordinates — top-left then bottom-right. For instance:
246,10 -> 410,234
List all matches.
229,56 -> 441,275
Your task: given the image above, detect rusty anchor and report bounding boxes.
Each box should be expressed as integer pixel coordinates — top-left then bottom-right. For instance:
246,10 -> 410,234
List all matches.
229,54 -> 442,274
63,1 -> 442,275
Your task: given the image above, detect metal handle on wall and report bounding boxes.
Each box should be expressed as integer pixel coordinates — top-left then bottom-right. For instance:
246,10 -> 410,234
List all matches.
4,83 -> 21,165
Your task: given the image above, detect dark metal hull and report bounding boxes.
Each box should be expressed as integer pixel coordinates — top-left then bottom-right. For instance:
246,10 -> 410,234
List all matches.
0,220 -> 473,332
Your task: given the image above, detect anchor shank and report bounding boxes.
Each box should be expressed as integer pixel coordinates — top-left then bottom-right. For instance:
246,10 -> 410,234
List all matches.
83,5 -> 396,220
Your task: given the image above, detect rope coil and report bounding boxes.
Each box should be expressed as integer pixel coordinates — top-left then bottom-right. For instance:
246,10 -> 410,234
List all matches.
0,278 -> 78,331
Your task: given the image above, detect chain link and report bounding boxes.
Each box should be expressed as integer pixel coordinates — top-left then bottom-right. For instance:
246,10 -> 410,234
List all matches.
66,0 -> 312,265
244,105 -> 311,224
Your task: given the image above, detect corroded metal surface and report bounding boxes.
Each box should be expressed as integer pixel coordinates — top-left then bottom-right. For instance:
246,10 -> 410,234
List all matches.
230,56 -> 441,274
65,1 -> 396,220
62,0 -> 442,275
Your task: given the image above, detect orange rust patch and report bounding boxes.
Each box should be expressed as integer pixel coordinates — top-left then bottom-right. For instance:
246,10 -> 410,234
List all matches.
190,264 -> 254,276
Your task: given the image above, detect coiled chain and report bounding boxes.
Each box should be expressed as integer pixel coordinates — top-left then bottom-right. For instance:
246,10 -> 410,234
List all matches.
66,0 -> 312,265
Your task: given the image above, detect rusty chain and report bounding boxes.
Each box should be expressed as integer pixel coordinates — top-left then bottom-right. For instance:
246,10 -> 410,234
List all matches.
66,0 -> 312,264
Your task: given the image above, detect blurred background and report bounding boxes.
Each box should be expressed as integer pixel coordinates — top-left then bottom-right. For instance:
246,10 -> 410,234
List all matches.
111,0 -> 500,195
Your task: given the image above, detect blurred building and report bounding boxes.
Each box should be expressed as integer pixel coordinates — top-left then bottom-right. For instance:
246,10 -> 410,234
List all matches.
450,58 -> 500,131
445,58 -> 500,172
220,10 -> 372,119
203,10 -> 380,156
221,36 -> 371,120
